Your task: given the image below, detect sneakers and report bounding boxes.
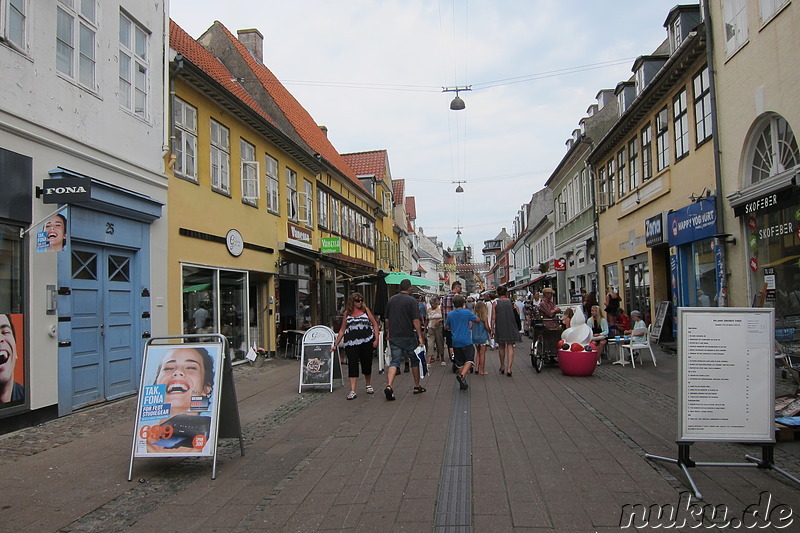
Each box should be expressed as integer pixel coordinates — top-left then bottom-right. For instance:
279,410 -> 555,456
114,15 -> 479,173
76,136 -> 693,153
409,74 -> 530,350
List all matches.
366,385 -> 374,394
347,391 -> 357,400
441,361 -> 446,366
456,374 -> 468,390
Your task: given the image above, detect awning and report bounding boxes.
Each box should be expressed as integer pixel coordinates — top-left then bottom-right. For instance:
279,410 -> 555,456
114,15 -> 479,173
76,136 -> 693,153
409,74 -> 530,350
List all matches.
383,271 -> 438,286
514,274 -> 546,291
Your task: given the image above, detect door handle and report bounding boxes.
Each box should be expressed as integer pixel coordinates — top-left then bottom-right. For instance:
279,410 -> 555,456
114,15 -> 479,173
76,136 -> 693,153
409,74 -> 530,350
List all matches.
100,323 -> 105,336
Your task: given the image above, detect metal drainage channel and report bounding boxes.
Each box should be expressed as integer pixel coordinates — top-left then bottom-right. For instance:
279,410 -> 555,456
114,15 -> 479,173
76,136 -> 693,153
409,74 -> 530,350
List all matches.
433,381 -> 472,532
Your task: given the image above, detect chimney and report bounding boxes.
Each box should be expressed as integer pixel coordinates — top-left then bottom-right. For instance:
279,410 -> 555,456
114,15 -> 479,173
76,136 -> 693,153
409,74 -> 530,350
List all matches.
237,28 -> 264,63
320,125 -> 328,137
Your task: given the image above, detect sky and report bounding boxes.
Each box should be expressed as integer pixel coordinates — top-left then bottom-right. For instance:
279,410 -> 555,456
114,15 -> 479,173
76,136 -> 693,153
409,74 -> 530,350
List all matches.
170,0 -> 687,257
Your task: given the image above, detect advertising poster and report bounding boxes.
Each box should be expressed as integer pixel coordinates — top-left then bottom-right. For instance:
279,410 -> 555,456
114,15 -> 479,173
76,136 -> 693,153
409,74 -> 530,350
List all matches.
36,209 -> 68,253
0,313 -> 25,408
133,343 -> 223,457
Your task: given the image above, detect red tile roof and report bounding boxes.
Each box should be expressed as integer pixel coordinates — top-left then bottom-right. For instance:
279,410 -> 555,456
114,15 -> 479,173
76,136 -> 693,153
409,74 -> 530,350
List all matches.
393,179 -> 405,206
342,150 -> 388,181
169,20 -> 281,132
212,23 -> 364,191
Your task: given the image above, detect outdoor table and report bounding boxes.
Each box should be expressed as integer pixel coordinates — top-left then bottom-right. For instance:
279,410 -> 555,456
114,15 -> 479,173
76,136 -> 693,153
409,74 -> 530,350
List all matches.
608,336 -> 631,366
282,329 -> 307,359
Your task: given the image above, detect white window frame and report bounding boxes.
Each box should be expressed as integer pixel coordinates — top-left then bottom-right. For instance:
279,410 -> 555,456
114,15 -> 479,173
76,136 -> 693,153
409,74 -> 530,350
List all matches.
760,0 -> 789,24
265,154 -> 279,214
172,97 -> 197,180
1,0 -> 27,51
656,107 -> 670,172
673,89 -> 689,161
641,124 -> 653,181
299,179 -> 313,227
210,119 -> 230,194
318,189 -> 329,228
240,139 -> 259,205
581,168 -> 589,210
693,67 -> 713,145
617,149 -> 626,198
723,0 -> 749,56
119,11 -> 149,119
597,167 -> 608,210
56,0 -> 96,90
382,191 -> 392,213
286,168 -> 299,222
606,159 -> 616,206
331,197 -> 340,234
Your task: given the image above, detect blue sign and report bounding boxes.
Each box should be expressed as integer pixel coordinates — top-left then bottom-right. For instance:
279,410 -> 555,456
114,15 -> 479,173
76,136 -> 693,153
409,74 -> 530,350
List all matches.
667,196 -> 717,246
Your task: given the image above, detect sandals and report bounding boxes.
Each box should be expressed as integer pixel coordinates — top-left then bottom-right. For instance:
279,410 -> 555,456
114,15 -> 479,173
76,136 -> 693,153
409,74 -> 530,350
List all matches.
384,386 -> 395,401
366,385 -> 374,394
347,391 -> 357,400
413,386 -> 426,394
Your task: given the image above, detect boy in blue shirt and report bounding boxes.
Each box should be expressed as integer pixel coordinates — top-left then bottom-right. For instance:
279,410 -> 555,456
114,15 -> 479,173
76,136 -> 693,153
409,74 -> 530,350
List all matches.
445,294 -> 481,390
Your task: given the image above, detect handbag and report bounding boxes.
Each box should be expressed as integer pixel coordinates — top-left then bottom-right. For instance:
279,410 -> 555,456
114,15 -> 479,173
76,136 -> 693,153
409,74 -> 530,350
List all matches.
513,306 -> 522,331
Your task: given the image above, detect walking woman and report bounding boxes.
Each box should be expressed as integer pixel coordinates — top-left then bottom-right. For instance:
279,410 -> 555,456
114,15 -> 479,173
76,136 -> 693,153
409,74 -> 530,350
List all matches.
333,292 -> 380,400
473,300 -> 491,374
492,286 -> 521,376
426,296 -> 445,365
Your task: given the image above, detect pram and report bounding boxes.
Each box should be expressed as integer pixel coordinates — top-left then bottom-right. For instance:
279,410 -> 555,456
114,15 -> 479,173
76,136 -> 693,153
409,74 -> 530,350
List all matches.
530,317 -> 562,373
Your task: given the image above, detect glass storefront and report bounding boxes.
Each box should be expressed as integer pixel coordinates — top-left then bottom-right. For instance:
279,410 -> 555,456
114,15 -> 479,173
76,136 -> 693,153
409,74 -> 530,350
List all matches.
182,264 -> 249,361
1,223 -> 25,412
623,258 -> 651,321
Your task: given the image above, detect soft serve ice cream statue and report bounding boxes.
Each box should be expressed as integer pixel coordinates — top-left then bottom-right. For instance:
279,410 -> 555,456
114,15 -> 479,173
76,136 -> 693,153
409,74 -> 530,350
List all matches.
561,305 -> 592,347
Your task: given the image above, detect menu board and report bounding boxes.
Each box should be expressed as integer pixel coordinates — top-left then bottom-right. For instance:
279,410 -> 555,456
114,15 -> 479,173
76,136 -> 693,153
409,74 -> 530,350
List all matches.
678,308 -> 774,442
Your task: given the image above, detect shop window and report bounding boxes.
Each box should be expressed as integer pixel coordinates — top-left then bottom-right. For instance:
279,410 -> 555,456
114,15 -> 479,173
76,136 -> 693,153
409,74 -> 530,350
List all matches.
0,223 -> 23,313
749,115 -> 799,184
72,250 -> 98,280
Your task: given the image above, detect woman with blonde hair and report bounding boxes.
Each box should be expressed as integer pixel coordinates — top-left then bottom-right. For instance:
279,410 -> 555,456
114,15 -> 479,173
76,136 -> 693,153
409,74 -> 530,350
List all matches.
426,296 -> 445,365
333,292 -> 379,400
472,301 -> 491,374
587,305 -> 609,364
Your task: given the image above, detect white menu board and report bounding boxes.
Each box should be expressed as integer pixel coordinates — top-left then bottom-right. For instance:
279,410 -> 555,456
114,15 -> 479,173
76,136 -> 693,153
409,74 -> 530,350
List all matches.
678,308 -> 774,442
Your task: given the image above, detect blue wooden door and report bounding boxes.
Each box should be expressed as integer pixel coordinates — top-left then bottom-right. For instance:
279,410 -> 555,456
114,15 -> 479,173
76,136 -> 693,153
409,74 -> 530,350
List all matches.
70,244 -> 137,408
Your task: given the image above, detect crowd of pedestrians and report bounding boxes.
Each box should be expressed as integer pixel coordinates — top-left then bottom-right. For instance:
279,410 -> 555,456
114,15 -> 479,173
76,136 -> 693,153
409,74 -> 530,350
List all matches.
336,280 -> 648,400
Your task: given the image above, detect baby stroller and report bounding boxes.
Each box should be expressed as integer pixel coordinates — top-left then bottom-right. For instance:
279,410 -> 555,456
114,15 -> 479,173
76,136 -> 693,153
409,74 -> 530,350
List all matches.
530,317 -> 562,373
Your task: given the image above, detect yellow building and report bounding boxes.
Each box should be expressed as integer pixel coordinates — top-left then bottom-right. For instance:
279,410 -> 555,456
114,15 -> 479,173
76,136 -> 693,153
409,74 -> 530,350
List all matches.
168,21 -> 388,358
589,5 -> 716,331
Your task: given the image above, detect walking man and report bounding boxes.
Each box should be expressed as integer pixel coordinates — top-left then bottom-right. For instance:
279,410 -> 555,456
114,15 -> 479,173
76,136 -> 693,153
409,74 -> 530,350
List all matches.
441,280 -> 462,363
445,295 -> 480,390
383,278 -> 426,400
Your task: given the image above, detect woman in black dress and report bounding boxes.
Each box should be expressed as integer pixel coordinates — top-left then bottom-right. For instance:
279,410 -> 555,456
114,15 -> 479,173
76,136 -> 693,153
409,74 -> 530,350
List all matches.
492,286 -> 521,376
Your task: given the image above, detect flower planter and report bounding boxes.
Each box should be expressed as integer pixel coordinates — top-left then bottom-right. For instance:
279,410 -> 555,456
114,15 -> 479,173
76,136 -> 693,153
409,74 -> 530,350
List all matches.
558,349 -> 598,376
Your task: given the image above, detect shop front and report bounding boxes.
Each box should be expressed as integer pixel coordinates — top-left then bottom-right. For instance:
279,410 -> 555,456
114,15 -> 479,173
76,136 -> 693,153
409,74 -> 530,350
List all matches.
731,182 -> 800,351
1,148 -> 31,419
667,196 -> 720,311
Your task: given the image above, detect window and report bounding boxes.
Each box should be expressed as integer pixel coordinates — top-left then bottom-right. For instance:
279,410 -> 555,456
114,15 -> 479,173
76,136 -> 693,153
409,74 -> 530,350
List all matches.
656,107 -> 670,171
119,12 -> 148,118
172,97 -> 197,180
301,179 -> 313,227
759,0 -> 788,24
581,168 -> 589,210
628,138 -> 639,191
382,191 -> 392,214
318,189 -> 329,228
1,0 -> 26,50
749,115 -> 799,184
330,197 -> 340,234
617,149 -> 626,198
597,167 -> 607,210
286,168 -> 298,221
641,124 -> 653,181
210,119 -> 230,194
240,139 -> 259,204
673,89 -> 689,161
693,67 -> 712,145
723,0 -> 748,55
265,154 -> 279,214
56,0 -> 96,89
606,159 -> 616,206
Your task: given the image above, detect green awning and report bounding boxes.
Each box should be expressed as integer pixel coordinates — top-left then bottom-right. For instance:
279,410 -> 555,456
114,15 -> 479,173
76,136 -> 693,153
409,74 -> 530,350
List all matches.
183,283 -> 211,293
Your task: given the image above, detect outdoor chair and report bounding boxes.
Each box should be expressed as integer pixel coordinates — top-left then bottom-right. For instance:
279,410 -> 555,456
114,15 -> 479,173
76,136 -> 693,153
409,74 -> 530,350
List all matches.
621,325 -> 657,368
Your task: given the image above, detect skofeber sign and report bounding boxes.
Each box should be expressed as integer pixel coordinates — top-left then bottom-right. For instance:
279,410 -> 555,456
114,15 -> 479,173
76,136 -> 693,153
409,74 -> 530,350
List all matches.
678,308 -> 774,442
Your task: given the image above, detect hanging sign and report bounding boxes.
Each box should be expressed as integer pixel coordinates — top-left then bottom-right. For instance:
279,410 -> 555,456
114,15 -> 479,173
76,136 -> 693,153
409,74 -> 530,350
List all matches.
42,177 -> 91,204
320,237 -> 342,254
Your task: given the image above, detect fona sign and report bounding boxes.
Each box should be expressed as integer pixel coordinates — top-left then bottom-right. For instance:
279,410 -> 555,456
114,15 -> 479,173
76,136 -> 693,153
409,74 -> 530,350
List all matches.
42,177 -> 92,204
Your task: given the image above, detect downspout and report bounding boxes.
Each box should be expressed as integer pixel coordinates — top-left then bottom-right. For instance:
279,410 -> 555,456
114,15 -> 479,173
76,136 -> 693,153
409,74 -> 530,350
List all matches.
701,3 -> 729,307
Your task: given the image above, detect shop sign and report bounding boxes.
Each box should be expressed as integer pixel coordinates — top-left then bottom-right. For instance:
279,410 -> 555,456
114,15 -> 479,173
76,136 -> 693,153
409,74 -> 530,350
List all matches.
320,237 -> 341,254
287,222 -> 312,250
667,197 -> 717,246
554,258 -> 566,271
225,229 -> 244,257
42,177 -> 91,204
645,212 -> 668,247
763,267 -> 776,302
732,188 -> 795,217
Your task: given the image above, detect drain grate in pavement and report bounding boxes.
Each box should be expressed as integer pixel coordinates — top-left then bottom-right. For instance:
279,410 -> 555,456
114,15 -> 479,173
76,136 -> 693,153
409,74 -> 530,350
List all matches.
434,379 -> 472,532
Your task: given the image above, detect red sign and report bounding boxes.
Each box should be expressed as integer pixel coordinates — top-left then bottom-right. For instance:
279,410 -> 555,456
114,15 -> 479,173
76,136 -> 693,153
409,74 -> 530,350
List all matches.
554,258 -> 566,271
750,257 -> 759,272
748,216 -> 757,231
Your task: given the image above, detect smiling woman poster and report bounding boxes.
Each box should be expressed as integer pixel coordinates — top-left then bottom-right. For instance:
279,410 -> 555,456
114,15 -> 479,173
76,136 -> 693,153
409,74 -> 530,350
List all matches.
36,212 -> 67,253
133,343 -> 223,457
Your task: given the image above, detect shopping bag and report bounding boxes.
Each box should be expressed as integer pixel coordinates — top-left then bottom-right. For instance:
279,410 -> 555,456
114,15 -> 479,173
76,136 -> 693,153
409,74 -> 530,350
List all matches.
414,346 -> 428,379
